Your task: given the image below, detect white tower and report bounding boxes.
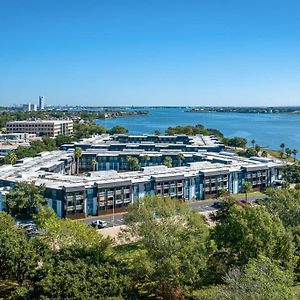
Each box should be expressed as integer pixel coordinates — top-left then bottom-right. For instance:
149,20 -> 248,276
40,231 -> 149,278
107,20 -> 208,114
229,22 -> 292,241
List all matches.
39,96 -> 45,110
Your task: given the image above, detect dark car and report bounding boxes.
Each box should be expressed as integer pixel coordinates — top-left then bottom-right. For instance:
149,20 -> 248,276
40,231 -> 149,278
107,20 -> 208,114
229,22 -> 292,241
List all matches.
236,200 -> 254,206
212,201 -> 222,209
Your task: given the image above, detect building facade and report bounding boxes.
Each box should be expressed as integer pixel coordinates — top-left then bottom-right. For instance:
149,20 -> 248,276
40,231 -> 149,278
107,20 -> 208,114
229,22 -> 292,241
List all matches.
39,96 -> 45,110
0,142 -> 285,219
6,120 -> 73,137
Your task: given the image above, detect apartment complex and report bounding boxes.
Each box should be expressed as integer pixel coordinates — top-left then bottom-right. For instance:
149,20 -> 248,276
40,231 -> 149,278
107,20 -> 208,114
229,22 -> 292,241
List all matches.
0,133 -> 286,219
6,120 -> 73,137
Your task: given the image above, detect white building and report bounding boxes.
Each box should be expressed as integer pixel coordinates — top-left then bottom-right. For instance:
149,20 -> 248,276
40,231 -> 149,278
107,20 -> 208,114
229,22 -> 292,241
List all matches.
6,120 -> 73,137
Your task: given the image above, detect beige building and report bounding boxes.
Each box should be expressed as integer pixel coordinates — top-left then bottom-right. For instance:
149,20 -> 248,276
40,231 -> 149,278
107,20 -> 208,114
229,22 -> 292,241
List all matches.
6,120 -> 73,137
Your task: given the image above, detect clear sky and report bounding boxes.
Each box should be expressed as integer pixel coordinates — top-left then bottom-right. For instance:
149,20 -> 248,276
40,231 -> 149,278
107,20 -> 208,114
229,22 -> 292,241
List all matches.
1,0 -> 300,106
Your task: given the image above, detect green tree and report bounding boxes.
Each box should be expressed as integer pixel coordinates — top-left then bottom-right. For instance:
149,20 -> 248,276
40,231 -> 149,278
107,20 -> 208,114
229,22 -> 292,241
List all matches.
177,153 -> 184,167
282,181 -> 290,190
292,149 -> 298,161
122,196 -> 210,297
163,156 -> 173,168
286,147 -> 292,158
0,212 -> 38,283
254,144 -> 261,154
16,258 -> 131,300
282,164 -> 300,183
13,208 -> 132,300
212,205 -> 295,270
109,125 -> 128,135
263,189 -> 300,277
5,151 -> 18,165
224,256 -> 295,300
74,147 -> 82,175
153,130 -> 161,135
251,139 -> 256,149
91,158 -> 97,171
261,150 -> 268,157
217,188 -> 228,199
126,156 -> 140,171
227,137 -> 247,150
5,182 -> 46,219
242,181 -> 252,202
36,208 -> 110,250
143,154 -> 150,167
55,134 -> 75,147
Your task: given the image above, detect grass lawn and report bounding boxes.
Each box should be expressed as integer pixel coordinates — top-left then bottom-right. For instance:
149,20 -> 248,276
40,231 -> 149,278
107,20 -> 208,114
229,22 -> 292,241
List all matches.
228,191 -> 266,200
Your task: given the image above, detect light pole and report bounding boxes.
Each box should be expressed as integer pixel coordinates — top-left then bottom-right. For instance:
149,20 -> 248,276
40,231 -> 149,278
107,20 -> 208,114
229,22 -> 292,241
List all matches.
112,198 -> 115,227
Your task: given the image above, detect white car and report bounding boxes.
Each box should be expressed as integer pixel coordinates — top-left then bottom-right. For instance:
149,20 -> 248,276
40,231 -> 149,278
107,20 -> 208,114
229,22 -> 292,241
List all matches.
91,220 -> 108,229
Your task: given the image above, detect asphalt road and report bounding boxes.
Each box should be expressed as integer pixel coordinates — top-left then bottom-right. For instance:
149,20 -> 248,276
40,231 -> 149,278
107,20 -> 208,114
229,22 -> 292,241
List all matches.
80,194 -> 266,228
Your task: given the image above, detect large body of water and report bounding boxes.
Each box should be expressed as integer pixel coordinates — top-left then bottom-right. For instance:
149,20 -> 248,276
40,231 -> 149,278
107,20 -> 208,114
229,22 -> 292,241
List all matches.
96,108 -> 300,152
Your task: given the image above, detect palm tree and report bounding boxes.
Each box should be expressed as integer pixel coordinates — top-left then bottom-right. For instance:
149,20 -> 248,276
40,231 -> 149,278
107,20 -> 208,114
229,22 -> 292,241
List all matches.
163,157 -> 173,168
91,159 -> 97,171
254,144 -> 261,155
242,181 -> 252,202
280,143 -> 285,153
143,154 -> 150,167
74,147 -> 82,175
279,151 -> 284,159
126,156 -> 140,171
251,139 -> 256,149
285,148 -> 292,158
292,149 -> 298,161
177,153 -> 185,166
6,151 -> 17,165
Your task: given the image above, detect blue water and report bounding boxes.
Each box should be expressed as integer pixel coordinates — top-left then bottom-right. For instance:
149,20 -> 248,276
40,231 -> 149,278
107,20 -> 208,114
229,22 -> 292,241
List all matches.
96,108 -> 300,152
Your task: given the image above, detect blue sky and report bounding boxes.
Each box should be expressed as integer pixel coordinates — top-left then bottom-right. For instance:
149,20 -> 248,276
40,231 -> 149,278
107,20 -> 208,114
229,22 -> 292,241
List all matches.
1,0 -> 300,106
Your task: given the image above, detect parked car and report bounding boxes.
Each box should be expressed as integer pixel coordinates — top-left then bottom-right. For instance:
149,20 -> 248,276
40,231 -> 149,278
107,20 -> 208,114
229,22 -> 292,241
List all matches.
236,199 -> 254,206
212,201 -> 222,209
90,220 -> 108,229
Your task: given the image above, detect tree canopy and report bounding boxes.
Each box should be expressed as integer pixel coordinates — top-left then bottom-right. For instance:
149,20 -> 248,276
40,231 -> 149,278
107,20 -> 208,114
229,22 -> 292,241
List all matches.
5,182 -> 46,219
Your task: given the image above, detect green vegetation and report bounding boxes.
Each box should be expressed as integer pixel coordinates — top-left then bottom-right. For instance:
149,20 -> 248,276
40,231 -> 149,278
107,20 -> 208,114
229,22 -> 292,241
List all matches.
224,256 -> 295,300
163,156 -> 173,168
5,182 -> 46,219
282,163 -> 300,183
166,124 -> 224,138
126,156 -> 140,171
2,190 -> 300,299
122,196 -> 210,298
223,136 -> 247,149
241,181 -> 253,202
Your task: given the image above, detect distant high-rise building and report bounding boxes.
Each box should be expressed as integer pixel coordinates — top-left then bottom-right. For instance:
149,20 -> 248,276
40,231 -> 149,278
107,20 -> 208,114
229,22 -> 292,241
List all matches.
23,103 -> 37,112
39,96 -> 45,110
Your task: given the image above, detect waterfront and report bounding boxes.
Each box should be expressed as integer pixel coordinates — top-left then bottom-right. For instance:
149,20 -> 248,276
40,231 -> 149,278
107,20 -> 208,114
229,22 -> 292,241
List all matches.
96,107 -> 300,152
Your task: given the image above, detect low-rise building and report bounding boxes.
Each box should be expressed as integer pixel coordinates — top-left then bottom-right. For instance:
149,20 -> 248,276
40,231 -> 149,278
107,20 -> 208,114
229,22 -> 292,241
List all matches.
0,148 -> 285,219
6,120 -> 73,137
0,133 -> 36,142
